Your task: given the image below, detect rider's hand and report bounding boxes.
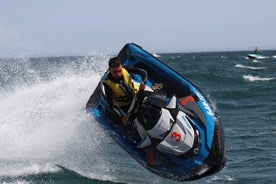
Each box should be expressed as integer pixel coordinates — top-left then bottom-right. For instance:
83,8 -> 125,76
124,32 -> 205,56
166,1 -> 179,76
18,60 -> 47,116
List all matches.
139,82 -> 145,91
152,85 -> 160,91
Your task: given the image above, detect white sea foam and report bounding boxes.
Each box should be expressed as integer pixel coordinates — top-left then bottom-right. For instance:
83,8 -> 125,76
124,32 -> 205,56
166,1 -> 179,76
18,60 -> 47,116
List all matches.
243,75 -> 274,82
252,59 -> 262,63
235,64 -> 266,70
208,175 -> 235,182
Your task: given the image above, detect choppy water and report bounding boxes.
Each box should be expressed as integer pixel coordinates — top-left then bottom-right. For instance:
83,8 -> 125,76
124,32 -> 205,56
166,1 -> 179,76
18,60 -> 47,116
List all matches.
0,50 -> 275,184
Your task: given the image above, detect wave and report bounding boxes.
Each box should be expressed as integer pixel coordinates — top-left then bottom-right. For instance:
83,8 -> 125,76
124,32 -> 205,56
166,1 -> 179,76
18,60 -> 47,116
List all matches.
0,163 -> 123,184
243,75 -> 274,82
235,64 -> 266,70
56,165 -> 126,184
0,163 -> 60,178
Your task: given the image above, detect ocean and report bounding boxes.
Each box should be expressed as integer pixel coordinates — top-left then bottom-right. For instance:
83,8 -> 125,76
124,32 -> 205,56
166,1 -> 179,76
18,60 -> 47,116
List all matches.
0,50 -> 275,184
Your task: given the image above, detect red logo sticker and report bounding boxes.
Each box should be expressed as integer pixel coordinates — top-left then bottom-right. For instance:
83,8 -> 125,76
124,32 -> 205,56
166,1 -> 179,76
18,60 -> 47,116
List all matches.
181,96 -> 195,106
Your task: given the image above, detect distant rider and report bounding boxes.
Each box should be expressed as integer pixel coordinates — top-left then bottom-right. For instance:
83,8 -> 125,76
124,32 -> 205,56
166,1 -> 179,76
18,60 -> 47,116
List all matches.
254,47 -> 259,55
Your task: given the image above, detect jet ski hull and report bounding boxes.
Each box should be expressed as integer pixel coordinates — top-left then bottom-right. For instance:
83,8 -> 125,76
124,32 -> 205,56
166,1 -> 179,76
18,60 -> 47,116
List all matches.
247,53 -> 265,59
86,43 -> 226,181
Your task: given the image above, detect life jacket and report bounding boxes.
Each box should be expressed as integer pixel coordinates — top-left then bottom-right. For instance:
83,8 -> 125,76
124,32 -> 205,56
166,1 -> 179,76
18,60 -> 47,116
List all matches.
103,68 -> 139,107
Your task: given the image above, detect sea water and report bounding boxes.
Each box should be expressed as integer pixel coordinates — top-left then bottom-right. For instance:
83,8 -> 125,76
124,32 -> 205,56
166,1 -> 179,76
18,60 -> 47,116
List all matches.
0,50 -> 275,184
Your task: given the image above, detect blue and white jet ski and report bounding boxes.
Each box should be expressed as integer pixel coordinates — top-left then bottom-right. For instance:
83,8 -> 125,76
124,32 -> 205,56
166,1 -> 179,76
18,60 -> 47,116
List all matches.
86,43 -> 226,181
246,53 -> 266,59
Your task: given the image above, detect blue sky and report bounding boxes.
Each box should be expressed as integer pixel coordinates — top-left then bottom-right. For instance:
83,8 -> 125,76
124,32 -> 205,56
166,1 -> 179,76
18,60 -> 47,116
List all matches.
0,0 -> 275,57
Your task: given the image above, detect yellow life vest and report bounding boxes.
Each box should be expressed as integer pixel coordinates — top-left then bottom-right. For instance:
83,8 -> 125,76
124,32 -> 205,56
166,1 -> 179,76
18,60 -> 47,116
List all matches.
103,68 -> 139,107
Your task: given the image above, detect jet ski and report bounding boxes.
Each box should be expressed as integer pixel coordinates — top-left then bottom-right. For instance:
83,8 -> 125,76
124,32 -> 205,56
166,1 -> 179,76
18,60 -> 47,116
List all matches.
247,53 -> 265,59
86,43 -> 226,181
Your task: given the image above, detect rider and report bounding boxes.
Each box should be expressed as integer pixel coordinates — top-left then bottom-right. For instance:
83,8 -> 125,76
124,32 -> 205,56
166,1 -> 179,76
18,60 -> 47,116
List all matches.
254,46 -> 259,55
102,56 -> 147,126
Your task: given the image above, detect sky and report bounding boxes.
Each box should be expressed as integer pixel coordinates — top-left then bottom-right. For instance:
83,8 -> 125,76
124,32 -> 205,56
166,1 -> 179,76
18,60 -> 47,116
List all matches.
0,0 -> 275,58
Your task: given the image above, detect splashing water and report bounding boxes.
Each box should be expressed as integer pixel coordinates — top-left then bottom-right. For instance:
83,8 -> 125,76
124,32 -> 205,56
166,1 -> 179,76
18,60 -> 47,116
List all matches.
0,55 -> 118,181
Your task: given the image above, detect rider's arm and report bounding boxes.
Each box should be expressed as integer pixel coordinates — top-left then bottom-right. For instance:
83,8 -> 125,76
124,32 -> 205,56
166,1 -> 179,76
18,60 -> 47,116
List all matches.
125,65 -> 148,83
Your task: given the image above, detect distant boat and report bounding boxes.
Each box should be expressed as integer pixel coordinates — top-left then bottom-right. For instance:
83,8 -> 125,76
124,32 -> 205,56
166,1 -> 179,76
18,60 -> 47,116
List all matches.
246,53 -> 265,59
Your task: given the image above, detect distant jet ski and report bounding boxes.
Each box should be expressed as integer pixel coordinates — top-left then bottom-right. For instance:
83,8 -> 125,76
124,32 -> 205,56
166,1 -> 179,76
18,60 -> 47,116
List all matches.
86,43 -> 226,181
247,53 -> 265,59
